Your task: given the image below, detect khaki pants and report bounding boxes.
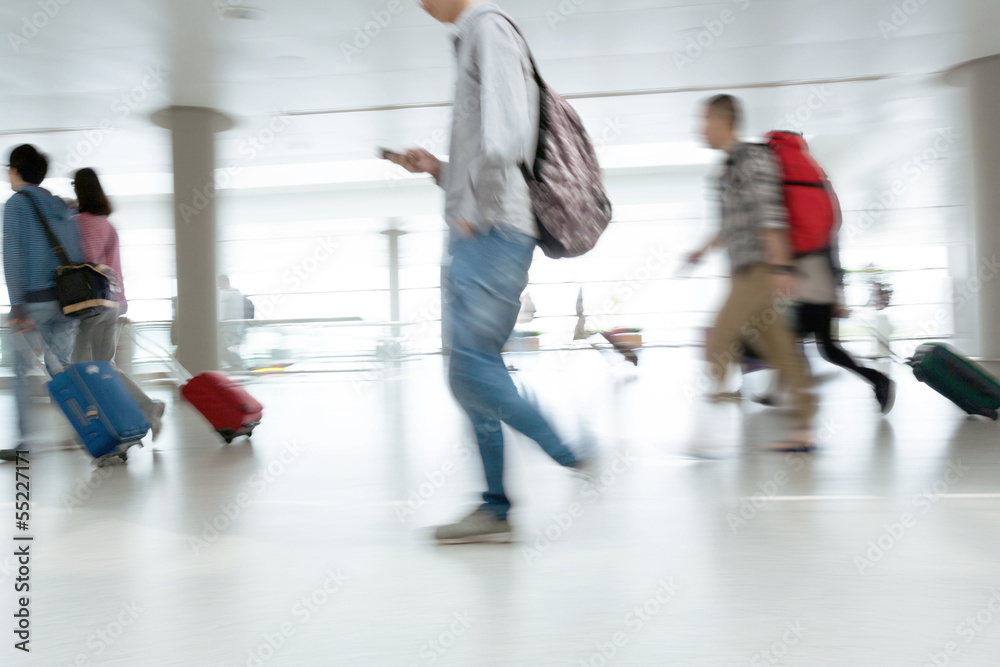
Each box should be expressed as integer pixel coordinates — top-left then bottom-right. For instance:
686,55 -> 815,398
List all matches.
707,263 -> 817,425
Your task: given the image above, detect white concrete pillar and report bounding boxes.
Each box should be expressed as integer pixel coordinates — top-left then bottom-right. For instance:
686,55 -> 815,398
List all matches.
949,54 -> 1000,358
153,106 -> 234,374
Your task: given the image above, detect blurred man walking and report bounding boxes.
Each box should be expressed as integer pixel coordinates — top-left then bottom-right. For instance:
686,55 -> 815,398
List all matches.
687,95 -> 818,451
386,0 -> 585,543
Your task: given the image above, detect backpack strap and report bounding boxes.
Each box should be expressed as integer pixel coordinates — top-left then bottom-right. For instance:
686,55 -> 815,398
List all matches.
474,9 -> 547,181
481,10 -> 546,91
18,191 -> 72,266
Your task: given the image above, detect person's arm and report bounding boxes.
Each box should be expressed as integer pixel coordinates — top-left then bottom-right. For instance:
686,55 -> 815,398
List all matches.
826,181 -> 845,286
823,180 -> 849,315
3,197 -> 29,325
687,233 -> 720,265
762,228 -> 792,268
386,150 -> 443,183
466,16 -> 534,232
387,151 -> 472,236
748,149 -> 795,293
107,224 -> 127,313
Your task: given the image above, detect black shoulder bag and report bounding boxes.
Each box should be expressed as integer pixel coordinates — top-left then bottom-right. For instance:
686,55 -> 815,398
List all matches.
20,191 -> 116,318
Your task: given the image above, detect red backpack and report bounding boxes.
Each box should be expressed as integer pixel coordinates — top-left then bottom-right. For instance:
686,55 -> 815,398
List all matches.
765,131 -> 838,256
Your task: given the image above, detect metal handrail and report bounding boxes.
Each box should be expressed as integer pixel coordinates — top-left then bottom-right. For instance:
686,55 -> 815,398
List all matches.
127,318 -> 417,329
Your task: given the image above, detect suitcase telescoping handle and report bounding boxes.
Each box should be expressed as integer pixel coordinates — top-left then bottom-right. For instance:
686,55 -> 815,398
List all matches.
868,327 -> 914,367
120,321 -> 194,383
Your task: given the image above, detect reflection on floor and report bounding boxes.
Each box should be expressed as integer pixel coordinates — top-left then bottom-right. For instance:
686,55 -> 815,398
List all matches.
1,346 -> 999,666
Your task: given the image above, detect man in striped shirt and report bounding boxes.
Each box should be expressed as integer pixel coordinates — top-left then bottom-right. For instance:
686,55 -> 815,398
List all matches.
3,144 -> 82,459
687,96 -> 817,451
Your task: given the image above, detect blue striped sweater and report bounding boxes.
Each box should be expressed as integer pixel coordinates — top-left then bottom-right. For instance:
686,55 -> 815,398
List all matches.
3,185 -> 83,308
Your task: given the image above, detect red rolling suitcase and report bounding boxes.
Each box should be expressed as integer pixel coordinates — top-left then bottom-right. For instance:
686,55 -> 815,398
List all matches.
181,372 -> 262,443
124,324 -> 262,443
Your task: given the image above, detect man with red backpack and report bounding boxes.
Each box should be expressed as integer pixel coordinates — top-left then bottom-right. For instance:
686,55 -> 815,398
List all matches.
687,95 -> 818,451
766,131 -> 895,414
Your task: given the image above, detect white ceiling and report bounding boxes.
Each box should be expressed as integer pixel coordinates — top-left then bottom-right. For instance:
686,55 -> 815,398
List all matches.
0,0 -> 998,179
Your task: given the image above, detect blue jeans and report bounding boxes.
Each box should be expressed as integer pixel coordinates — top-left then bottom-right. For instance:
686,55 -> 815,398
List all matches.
13,301 -> 77,443
446,228 -> 577,520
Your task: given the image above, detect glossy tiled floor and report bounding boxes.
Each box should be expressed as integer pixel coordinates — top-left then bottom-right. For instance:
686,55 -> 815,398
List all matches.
1,346 -> 999,666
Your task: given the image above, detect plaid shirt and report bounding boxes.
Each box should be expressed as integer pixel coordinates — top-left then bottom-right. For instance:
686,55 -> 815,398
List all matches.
716,142 -> 788,273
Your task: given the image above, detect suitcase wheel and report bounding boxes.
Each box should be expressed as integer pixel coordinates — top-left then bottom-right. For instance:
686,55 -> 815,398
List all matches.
94,451 -> 128,467
988,410 -> 999,422
219,429 -> 236,444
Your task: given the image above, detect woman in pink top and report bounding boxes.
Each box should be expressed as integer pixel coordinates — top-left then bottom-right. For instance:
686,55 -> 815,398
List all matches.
72,168 -> 165,439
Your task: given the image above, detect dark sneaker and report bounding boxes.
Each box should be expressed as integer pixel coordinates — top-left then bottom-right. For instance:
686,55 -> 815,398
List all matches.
434,509 -> 513,544
0,444 -> 27,462
874,375 -> 896,415
765,426 -> 817,453
751,394 -> 779,407
567,428 -> 598,479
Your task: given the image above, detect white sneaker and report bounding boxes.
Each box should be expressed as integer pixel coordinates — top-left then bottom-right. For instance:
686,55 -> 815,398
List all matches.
150,401 -> 166,442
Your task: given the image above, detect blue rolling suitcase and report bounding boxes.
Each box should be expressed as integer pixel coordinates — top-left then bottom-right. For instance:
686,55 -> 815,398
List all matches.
48,361 -> 150,464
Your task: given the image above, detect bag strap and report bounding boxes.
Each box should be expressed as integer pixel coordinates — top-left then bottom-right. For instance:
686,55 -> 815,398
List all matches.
484,11 -> 545,91
479,10 -> 546,181
18,191 -> 72,266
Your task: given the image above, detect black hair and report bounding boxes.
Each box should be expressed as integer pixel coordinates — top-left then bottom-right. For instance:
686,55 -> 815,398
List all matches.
73,168 -> 113,216
8,144 -> 48,185
705,94 -> 742,130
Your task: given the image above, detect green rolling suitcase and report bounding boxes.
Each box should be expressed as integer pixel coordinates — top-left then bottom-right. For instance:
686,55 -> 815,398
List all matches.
910,343 -> 1000,420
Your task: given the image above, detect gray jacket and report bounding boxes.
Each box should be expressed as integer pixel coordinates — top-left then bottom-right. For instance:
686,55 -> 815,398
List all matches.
437,3 -> 540,241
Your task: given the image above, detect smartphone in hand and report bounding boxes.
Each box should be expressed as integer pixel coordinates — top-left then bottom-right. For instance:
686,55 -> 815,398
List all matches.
377,146 -> 402,160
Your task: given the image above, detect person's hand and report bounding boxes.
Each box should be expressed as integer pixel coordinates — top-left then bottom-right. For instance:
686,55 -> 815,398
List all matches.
771,272 -> 797,298
384,148 -> 441,180
686,248 -> 706,267
10,318 -> 36,333
832,303 -> 851,319
454,217 -> 474,238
